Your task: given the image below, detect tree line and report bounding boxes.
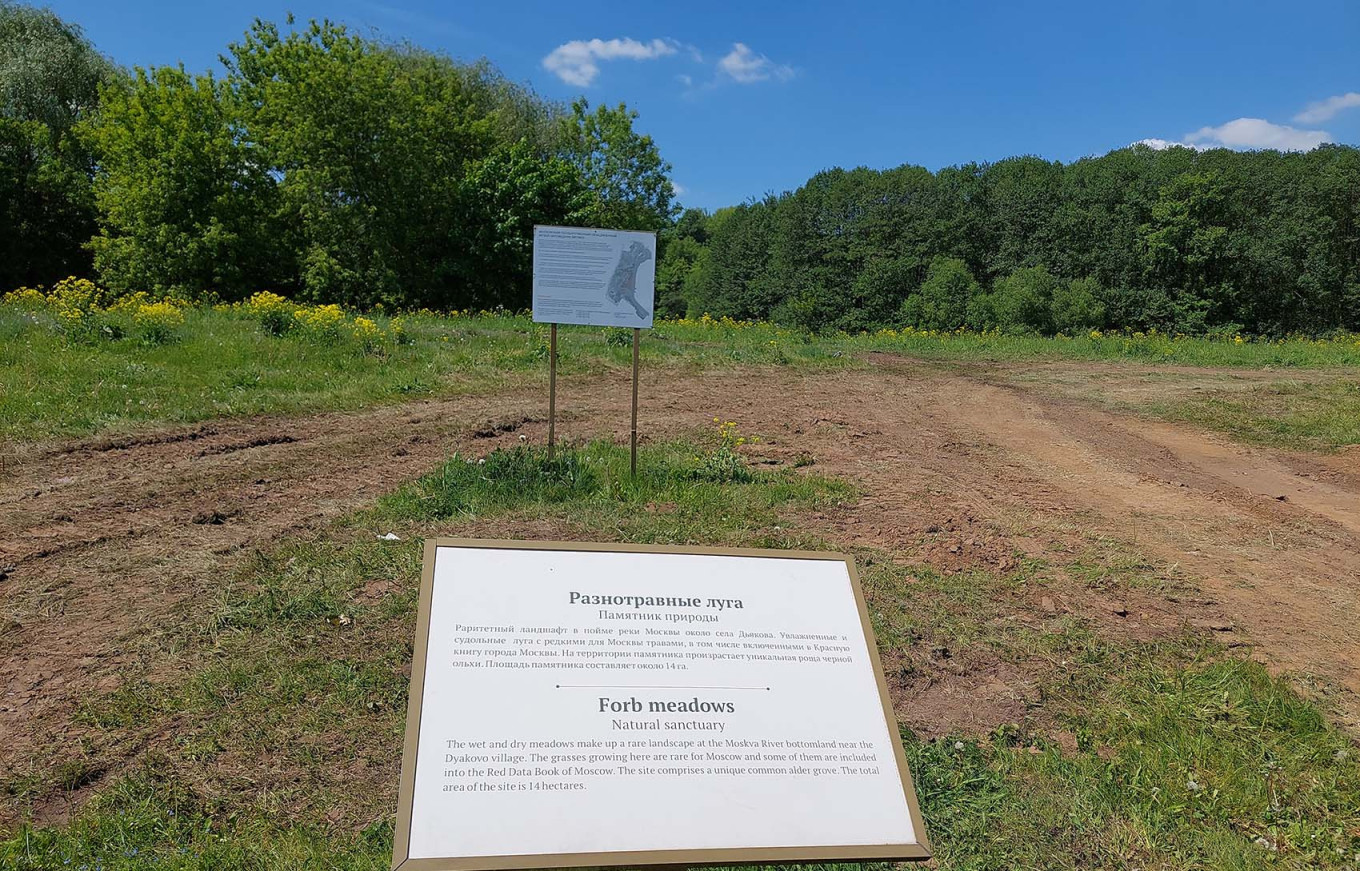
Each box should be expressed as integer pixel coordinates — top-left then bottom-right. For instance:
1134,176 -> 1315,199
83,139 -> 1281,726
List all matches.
5,2 -> 1358,335
1,3 -> 674,309
661,145 -> 1360,335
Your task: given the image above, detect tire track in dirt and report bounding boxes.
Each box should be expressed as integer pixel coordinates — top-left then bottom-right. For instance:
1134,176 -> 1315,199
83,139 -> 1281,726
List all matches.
942,378 -> 1360,723
3,357 -> 1359,818
0,390 -> 556,769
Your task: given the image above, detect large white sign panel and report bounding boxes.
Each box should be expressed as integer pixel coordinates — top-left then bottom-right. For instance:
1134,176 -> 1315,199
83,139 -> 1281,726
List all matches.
532,226 -> 656,328
393,540 -> 930,870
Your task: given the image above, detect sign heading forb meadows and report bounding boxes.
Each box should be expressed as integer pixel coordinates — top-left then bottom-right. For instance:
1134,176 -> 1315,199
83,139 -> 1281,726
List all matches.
532,226 -> 657,329
392,539 -> 931,871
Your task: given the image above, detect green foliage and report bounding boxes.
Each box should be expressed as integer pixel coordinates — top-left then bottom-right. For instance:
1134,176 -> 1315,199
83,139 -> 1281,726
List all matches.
0,117 -> 98,287
602,326 -> 632,346
21,13 -> 675,311
0,2 -> 117,288
688,419 -> 757,484
458,140 -> 594,309
1051,276 -> 1107,333
687,145 -> 1360,336
0,1 -> 117,133
656,210 -> 713,318
987,265 -> 1060,334
830,256 -> 913,332
900,257 -> 974,330
131,300 -> 184,345
242,290 -> 297,336
84,65 -> 278,298
558,98 -> 676,232
7,5 -> 1360,335
689,446 -> 752,484
224,19 -> 481,305
655,234 -> 705,317
690,199 -> 780,321
1140,171 -> 1230,320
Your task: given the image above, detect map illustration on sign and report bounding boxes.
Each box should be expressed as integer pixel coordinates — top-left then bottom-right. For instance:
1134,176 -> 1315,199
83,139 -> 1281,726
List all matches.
606,241 -> 653,320
533,226 -> 657,328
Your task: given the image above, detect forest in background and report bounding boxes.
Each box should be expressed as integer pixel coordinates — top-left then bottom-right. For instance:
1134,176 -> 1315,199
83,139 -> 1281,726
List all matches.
663,146 -> 1360,336
3,1 -> 1359,336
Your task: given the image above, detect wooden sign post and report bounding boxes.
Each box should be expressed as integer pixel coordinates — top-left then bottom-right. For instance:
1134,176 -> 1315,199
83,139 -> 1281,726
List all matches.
630,327 -> 640,476
531,226 -> 656,475
547,323 -> 558,461
392,540 -> 932,870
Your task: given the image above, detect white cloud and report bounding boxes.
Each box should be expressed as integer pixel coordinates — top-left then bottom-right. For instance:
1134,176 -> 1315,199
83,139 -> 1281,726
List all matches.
1293,92 -> 1360,124
676,73 -> 693,88
1133,138 -> 1199,151
670,180 -> 686,195
1184,117 -> 1332,151
717,43 -> 794,84
542,37 -> 678,87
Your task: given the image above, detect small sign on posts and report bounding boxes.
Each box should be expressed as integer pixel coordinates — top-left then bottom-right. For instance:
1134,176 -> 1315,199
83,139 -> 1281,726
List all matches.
532,226 -> 657,474
391,539 -> 932,870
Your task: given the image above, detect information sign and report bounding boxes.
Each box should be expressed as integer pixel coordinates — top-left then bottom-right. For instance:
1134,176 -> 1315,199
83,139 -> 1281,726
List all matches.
532,226 -> 656,329
392,539 -> 931,870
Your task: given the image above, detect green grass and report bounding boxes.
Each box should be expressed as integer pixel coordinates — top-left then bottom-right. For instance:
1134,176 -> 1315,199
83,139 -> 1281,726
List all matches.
378,439 -> 843,543
4,440 -> 1359,870
5,301 -> 1360,447
0,306 -> 847,445
908,655 -> 1360,869
0,439 -> 851,867
854,326 -> 1360,368
1147,378 -> 1360,452
982,357 -> 1360,451
862,557 -> 1360,869
3,775 -> 393,871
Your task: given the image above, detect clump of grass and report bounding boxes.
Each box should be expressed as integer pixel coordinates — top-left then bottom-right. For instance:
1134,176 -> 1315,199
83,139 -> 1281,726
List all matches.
689,418 -> 757,484
393,446 -> 600,518
602,326 -> 632,347
380,439 -> 847,547
130,300 -> 185,346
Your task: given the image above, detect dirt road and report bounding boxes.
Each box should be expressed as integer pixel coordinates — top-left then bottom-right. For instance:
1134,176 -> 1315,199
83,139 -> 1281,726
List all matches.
3,356 -> 1358,805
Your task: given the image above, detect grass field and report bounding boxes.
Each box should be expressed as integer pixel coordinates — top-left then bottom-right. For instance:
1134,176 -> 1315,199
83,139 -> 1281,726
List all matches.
3,441 -> 1359,870
5,295 -> 1360,870
1147,378 -> 1360,452
4,300 -> 1360,449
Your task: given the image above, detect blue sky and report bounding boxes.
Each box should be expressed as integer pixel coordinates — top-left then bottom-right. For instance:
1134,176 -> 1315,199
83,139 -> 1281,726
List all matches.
49,0 -> 1360,211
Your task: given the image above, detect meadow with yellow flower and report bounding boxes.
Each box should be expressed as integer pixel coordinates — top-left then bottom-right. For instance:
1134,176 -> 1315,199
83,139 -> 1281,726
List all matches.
4,282 -> 1360,449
